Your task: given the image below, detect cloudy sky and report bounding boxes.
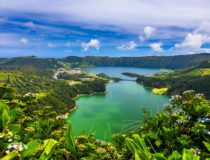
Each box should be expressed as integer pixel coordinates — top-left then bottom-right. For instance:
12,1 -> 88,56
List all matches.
0,0 -> 210,57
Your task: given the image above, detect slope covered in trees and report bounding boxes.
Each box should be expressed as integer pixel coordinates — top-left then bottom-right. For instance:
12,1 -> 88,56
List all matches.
0,53 -> 210,70
135,60 -> 210,99
0,56 -> 64,70
62,53 -> 210,69
0,67 -> 108,116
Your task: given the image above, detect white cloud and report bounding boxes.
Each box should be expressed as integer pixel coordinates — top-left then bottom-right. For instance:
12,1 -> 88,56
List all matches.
144,26 -> 155,38
48,42 -> 56,48
195,21 -> 210,34
150,42 -> 163,52
81,39 -> 100,51
139,26 -> 155,42
175,33 -> 210,50
23,21 -> 36,29
1,0 -> 210,29
20,38 -> 28,45
117,41 -> 137,51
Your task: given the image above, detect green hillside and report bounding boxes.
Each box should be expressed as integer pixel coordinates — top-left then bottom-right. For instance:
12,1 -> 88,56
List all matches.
0,56 -> 64,70
136,60 -> 210,98
62,53 -> 210,69
1,53 -> 210,70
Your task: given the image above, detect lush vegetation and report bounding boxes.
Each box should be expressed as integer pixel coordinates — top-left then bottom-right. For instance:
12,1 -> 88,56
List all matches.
0,67 -> 108,117
0,54 -> 210,159
62,53 -> 210,69
0,83 -> 210,159
135,60 -> 210,99
0,56 -> 68,70
1,53 -> 209,70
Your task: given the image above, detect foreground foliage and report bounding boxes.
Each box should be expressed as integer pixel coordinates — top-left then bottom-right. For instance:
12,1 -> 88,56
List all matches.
0,81 -> 210,159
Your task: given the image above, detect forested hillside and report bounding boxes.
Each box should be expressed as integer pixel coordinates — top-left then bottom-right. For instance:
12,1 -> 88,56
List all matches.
0,56 -> 64,69
0,53 -> 210,70
135,60 -> 210,98
0,67 -> 108,117
62,53 -> 210,69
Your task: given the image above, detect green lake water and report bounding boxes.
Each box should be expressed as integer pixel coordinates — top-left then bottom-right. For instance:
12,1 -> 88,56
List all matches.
68,67 -> 169,141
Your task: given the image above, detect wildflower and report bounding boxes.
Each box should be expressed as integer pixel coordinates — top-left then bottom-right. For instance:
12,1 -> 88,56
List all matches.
96,147 -> 106,154
198,118 -> 210,123
77,144 -> 87,151
176,119 -> 187,124
95,139 -> 102,144
6,142 -> 26,154
171,95 -> 182,101
186,115 -> 191,120
190,148 -> 201,155
203,130 -> 210,135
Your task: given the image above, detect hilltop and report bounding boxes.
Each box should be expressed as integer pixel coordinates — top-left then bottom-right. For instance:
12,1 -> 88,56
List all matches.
0,53 -> 210,70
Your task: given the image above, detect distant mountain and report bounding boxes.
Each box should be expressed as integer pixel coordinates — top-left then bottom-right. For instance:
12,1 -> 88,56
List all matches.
62,53 -> 210,69
0,56 -> 63,69
0,53 -> 210,69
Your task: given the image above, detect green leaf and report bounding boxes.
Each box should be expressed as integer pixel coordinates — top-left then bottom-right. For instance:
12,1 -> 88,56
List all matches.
182,149 -> 200,160
125,135 -> 151,160
0,150 -> 19,160
168,151 -> 181,160
66,121 -> 76,153
182,149 -> 193,160
155,139 -> 162,147
22,139 -> 40,158
2,109 -> 9,128
203,141 -> 210,152
154,153 -> 167,160
135,152 -> 141,160
39,139 -> 57,160
8,124 -> 21,135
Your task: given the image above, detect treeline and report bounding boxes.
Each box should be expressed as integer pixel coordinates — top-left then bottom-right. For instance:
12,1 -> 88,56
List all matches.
62,53 -> 210,69
0,56 -> 64,69
0,67 -> 107,115
0,53 -> 210,70
136,60 -> 210,99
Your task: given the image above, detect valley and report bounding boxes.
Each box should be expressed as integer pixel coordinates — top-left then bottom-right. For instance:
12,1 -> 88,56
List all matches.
0,54 -> 210,159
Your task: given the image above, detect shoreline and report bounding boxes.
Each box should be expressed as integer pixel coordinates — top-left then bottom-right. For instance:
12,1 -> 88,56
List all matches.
56,80 -> 111,120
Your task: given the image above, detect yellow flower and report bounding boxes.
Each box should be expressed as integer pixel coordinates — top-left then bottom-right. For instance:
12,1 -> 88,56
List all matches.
96,147 -> 106,154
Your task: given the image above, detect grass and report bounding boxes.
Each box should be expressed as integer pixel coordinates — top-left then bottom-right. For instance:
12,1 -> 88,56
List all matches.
152,88 -> 168,95
68,81 -> 82,85
37,92 -> 47,99
199,68 -> 210,76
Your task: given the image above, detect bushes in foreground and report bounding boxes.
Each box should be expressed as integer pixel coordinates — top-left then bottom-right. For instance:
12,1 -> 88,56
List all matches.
0,86 -> 210,159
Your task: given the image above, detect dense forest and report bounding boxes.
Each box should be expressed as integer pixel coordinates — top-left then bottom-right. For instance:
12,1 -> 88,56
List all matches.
0,67 -> 108,117
62,53 -> 210,69
134,60 -> 210,99
0,53 -> 210,70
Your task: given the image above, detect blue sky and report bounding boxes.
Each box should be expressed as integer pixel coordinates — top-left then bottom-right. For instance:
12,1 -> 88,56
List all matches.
0,0 -> 210,57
